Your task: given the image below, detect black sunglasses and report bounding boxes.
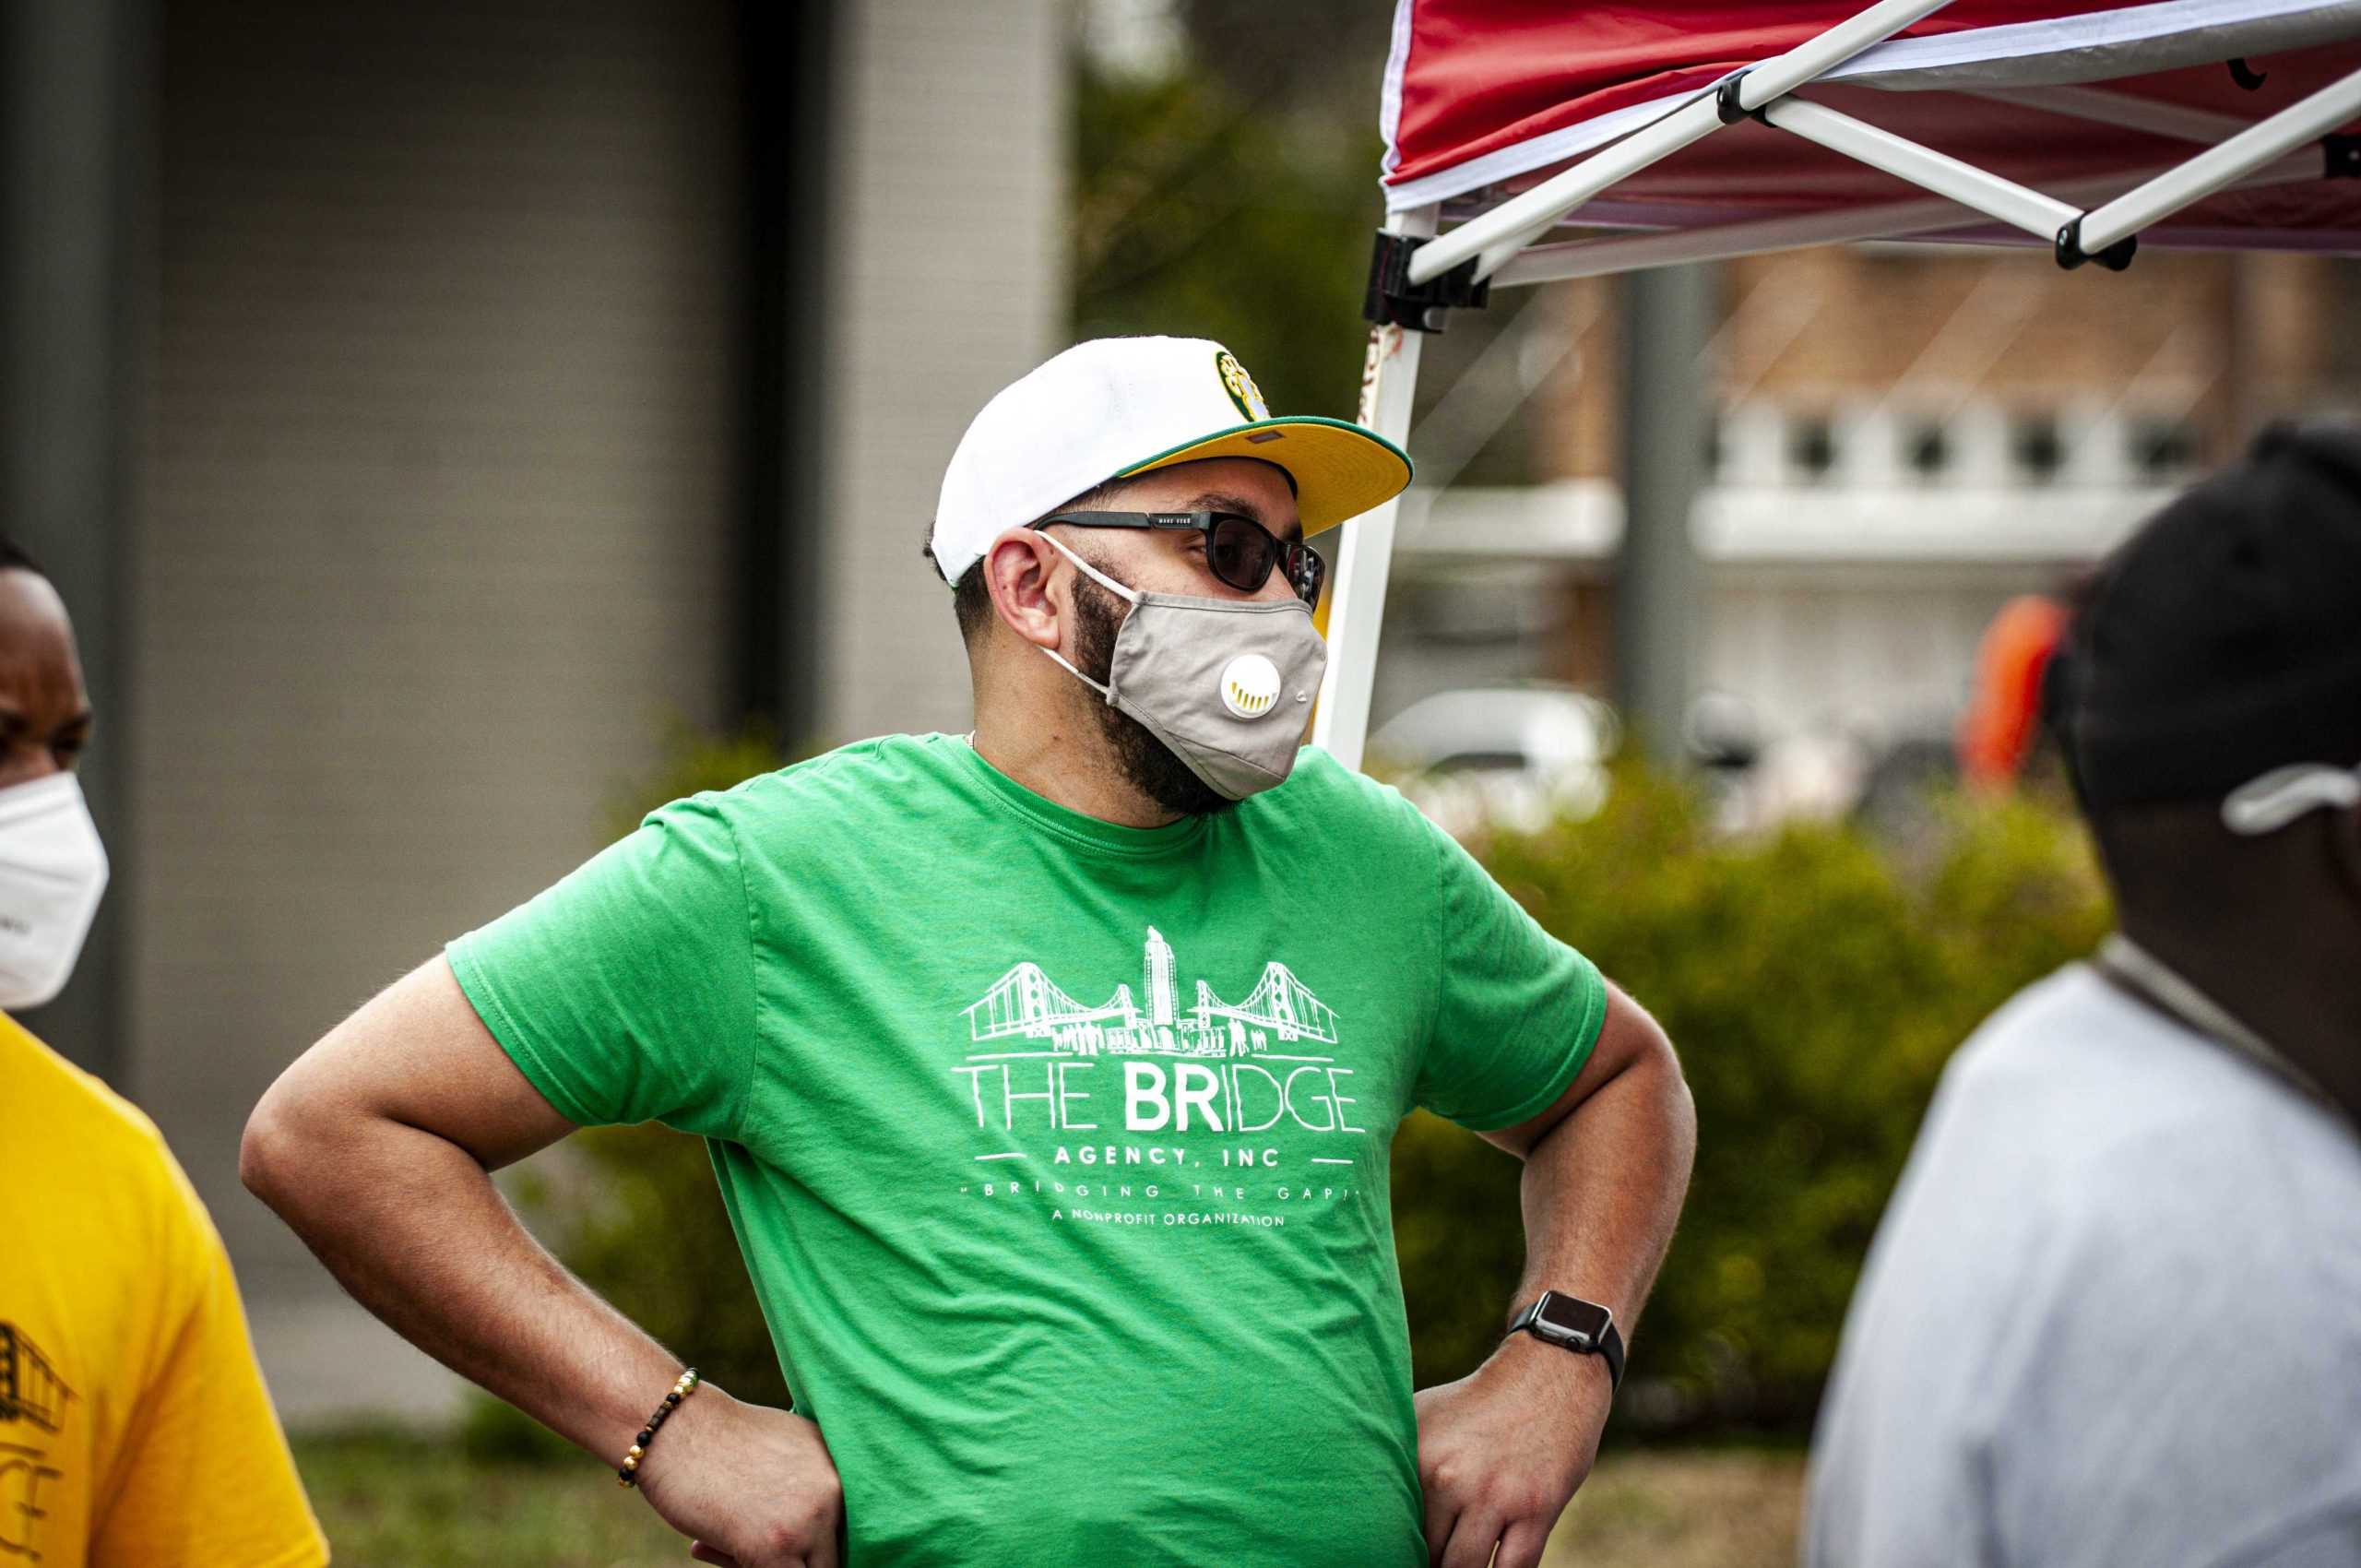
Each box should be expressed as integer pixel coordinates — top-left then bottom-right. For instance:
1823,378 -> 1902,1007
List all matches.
1035,511 -> 1326,606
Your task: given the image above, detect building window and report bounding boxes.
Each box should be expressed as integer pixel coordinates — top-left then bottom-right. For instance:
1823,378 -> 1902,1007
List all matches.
2011,414 -> 2064,484
1905,422 -> 1950,481
2129,417 -> 2198,481
1788,415 -> 1836,481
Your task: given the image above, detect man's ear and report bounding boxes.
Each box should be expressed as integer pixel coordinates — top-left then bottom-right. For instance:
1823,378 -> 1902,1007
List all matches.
981,530 -> 1066,651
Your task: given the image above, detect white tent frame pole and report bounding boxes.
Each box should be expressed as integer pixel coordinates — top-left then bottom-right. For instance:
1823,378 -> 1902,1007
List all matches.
1489,148 -> 2323,287
1313,204 -> 1436,772
1403,0 -> 1960,287
1759,98 -> 2082,242
1467,98 -> 1726,280
2077,63 -> 2361,253
1404,98 -> 1717,284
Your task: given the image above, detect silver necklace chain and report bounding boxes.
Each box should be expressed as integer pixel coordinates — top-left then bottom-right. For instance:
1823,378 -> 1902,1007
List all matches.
2095,933 -> 2341,1116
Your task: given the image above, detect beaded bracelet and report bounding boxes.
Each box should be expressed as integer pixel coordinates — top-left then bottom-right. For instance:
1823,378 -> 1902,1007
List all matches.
617,1367 -> 700,1488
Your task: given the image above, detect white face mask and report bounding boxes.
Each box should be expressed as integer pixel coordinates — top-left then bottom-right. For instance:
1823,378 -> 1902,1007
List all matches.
1036,532 -> 1327,802
0,772 -> 110,1011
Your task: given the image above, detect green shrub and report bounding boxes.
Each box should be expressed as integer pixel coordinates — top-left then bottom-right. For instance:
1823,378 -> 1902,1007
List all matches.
1394,770 -> 2109,1432
504,739 -> 2106,1443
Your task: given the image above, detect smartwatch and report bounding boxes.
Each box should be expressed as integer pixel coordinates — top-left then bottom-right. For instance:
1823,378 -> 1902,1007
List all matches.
1505,1290 -> 1625,1396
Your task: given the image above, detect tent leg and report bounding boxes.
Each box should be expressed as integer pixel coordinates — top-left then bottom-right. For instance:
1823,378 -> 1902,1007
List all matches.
1312,204 -> 1435,773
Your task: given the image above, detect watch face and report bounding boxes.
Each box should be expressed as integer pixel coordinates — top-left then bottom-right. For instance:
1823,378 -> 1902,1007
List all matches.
1535,1293 -> 1612,1348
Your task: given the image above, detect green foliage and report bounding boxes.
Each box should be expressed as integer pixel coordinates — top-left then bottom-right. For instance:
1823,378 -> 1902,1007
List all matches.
1074,58 -> 1382,421
1394,771 -> 2111,1432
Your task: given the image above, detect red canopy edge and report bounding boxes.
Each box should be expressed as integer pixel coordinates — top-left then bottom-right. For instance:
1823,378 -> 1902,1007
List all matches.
1381,1 -> 2361,255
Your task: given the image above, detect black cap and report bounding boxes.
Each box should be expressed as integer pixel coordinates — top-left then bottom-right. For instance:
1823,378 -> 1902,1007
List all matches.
2065,421 -> 2361,810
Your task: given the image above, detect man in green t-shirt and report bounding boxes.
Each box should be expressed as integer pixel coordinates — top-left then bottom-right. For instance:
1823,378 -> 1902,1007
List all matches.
243,336 -> 1696,1568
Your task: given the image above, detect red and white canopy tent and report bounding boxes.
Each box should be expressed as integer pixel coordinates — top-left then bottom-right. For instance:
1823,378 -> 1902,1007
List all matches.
1310,0 -> 2361,769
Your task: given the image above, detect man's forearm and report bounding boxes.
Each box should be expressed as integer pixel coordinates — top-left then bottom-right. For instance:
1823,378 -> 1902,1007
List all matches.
1410,1028 -> 1694,1567
243,1110 -> 680,1459
1508,1039 -> 1695,1336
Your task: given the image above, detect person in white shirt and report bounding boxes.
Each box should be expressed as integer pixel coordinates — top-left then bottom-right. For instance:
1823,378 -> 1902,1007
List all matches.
1804,422 -> 2361,1568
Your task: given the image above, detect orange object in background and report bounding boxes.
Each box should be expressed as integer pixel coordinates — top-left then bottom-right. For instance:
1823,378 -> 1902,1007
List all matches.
1959,595 -> 2070,791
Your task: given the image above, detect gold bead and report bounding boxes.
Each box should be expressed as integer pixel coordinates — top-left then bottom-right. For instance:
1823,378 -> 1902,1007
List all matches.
622,1455 -> 638,1471
627,1444 -> 644,1459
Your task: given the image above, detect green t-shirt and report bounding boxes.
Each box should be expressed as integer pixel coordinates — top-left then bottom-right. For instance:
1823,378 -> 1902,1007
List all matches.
448,733 -> 1606,1567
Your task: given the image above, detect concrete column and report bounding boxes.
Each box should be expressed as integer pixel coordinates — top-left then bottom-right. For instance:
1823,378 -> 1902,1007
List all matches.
814,0 -> 1068,741
1614,265 -> 1714,764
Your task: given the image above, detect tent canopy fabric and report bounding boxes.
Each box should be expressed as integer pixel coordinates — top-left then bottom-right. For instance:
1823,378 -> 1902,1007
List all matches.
1380,0 -> 2361,255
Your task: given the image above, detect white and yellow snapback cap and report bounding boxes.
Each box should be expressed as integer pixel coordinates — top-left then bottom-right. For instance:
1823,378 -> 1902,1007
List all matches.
929,336 -> 1412,586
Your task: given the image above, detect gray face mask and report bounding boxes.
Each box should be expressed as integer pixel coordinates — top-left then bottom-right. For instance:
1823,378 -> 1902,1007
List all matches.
1038,532 -> 1326,802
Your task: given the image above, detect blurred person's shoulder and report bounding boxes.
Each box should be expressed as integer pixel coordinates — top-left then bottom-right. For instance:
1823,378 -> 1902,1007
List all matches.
0,1022 -> 327,1568
1989,966 -> 2360,1555
1944,962 -> 2358,1190
1811,966 -> 2361,1565
0,1015 -> 226,1420
1874,958 -> 2361,1330
1932,956 -> 2361,1355
0,1012 -> 191,1196
0,1012 -> 223,1289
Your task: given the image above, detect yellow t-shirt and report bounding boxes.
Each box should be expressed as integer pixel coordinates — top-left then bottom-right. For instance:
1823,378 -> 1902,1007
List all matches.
0,1014 -> 326,1567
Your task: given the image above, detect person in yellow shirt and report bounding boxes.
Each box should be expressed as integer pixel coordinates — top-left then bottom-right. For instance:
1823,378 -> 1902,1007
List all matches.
0,539 -> 325,1567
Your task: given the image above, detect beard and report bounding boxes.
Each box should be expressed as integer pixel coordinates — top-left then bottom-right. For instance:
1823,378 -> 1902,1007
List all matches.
1070,570 -> 1235,819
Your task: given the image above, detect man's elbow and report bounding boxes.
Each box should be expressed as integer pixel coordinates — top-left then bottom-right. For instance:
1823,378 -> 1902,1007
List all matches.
240,1072 -> 325,1216
1609,997 -> 1695,1155
1646,1025 -> 1698,1169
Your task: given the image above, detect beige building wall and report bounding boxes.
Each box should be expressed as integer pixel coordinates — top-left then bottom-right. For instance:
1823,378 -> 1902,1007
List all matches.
126,0 -> 1071,1424
815,0 -> 1070,742
134,0 -> 745,1420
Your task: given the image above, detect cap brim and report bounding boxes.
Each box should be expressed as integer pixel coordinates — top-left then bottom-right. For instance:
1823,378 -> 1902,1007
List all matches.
1117,416 -> 1411,535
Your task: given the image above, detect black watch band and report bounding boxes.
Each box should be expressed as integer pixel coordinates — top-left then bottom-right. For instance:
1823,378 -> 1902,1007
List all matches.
1505,1290 -> 1625,1396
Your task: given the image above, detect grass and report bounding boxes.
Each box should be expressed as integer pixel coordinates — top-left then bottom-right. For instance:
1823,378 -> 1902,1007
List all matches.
1544,1449 -> 1804,1567
294,1432 -> 1804,1567
296,1431 -> 684,1565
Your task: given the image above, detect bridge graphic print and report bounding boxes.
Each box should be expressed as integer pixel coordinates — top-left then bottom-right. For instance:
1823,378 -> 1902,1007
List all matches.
964,927 -> 1338,1058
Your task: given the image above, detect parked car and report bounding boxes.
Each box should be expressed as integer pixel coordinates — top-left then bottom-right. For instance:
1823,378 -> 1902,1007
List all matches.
1370,684 -> 1619,837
